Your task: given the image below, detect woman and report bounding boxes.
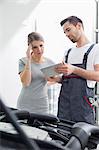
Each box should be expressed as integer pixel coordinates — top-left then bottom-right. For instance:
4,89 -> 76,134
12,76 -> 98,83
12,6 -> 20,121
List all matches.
17,32 -> 55,114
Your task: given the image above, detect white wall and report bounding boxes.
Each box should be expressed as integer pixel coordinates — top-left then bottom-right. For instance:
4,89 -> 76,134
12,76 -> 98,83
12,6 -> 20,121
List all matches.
35,0 -> 97,61
0,0 -> 41,106
0,0 -> 98,108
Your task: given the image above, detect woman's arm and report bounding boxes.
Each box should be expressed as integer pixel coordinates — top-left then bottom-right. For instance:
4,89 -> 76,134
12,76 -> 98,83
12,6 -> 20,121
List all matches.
19,45 -> 32,87
47,76 -> 62,85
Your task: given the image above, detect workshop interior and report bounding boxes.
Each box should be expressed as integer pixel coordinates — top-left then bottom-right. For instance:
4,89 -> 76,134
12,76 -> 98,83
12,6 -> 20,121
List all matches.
0,0 -> 99,150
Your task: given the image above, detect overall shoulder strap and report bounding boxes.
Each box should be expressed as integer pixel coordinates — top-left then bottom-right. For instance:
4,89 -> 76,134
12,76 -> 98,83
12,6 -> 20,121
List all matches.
65,48 -> 72,63
83,44 -> 95,68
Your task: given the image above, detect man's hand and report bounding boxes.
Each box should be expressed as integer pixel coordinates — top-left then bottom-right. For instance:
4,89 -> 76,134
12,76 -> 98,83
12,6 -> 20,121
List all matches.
55,63 -> 76,75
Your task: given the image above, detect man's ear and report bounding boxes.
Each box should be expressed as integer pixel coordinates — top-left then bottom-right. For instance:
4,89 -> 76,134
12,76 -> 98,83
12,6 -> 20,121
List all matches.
77,22 -> 82,29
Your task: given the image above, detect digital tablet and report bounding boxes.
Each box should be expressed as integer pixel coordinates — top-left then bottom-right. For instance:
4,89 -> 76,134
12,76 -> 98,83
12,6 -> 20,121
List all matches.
41,63 -> 60,77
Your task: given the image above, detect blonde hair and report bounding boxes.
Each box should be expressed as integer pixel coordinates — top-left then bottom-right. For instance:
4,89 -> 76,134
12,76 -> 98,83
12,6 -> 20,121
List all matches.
28,32 -> 44,45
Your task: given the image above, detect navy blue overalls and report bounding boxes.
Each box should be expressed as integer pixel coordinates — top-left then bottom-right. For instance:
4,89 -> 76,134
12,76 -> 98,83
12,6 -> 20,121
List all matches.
57,44 -> 95,124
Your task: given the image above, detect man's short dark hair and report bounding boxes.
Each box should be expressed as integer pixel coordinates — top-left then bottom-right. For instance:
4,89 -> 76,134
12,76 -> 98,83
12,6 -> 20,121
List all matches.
60,16 -> 84,28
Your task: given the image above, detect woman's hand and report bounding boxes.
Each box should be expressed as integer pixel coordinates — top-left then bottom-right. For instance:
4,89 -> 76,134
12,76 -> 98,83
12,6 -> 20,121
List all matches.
26,44 -> 32,61
46,76 -> 62,85
47,76 -> 56,82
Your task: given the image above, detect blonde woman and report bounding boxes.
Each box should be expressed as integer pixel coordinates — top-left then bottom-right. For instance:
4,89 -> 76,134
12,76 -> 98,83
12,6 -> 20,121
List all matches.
17,32 -> 55,114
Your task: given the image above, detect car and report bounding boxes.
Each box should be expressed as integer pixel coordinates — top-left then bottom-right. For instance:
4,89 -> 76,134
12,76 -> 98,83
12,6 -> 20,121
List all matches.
0,98 -> 99,150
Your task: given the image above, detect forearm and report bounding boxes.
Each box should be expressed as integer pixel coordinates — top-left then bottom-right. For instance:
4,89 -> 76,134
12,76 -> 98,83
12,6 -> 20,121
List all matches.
73,66 -> 99,82
47,76 -> 62,84
20,60 -> 32,86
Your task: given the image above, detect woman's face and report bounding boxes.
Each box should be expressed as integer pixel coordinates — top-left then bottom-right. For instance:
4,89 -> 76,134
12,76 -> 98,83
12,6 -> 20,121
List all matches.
31,40 -> 44,57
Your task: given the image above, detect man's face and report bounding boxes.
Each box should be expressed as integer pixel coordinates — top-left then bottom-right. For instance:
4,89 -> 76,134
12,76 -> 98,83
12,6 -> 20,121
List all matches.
63,21 -> 81,43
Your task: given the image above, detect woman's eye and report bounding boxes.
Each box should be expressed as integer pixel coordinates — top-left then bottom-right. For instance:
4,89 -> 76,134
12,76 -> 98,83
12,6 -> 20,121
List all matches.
32,46 -> 37,49
32,44 -> 44,49
40,44 -> 43,47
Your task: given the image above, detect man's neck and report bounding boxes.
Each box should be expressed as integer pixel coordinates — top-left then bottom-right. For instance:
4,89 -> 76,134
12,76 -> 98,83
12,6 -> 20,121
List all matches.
76,36 -> 90,48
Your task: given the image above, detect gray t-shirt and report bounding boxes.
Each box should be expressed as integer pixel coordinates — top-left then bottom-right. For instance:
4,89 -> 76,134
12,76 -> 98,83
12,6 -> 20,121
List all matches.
17,57 -> 55,114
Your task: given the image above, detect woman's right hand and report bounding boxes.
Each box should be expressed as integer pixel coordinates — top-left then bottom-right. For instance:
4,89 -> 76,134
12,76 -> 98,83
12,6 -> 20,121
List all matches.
26,44 -> 32,61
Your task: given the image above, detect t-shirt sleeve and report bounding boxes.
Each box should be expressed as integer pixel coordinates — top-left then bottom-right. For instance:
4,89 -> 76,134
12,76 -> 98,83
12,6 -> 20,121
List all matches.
18,59 -> 25,74
94,44 -> 99,65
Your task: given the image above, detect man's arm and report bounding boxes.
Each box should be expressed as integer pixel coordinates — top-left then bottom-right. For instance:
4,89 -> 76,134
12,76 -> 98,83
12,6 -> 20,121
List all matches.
55,63 -> 99,82
73,64 -> 99,81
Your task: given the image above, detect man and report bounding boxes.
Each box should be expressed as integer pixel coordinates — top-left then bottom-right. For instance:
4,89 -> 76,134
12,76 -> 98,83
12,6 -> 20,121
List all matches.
55,16 -> 99,124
